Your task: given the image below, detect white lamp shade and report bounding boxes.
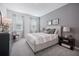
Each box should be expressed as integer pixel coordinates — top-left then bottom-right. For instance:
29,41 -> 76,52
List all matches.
63,27 -> 70,32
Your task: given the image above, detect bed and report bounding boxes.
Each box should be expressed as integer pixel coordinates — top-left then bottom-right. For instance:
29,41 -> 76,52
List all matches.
26,26 -> 62,53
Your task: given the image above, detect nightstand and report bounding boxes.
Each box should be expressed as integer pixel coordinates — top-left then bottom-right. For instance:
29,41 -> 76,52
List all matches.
58,35 -> 75,50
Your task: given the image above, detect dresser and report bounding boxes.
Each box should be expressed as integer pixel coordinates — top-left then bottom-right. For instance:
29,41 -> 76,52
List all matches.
0,33 -> 9,56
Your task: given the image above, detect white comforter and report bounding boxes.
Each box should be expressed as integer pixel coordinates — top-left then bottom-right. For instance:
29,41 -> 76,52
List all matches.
27,33 -> 58,45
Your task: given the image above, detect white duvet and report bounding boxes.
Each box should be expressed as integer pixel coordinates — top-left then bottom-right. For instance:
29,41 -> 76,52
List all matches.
27,33 -> 58,45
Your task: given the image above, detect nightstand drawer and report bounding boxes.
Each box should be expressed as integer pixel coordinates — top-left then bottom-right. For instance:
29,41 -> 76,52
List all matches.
58,36 -> 75,50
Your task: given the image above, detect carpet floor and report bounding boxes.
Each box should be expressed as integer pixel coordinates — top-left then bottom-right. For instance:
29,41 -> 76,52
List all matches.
10,38 -> 79,56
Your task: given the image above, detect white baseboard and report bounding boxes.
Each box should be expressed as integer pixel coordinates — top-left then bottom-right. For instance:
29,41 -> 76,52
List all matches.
61,44 -> 79,50
75,46 -> 79,50
62,44 -> 70,48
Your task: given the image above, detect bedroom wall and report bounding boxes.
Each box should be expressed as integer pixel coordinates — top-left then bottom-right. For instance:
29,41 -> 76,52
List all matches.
6,10 -> 31,37
0,4 -> 40,53
6,10 -> 40,38
0,4 -> 7,17
24,15 -> 40,38
40,3 -> 79,47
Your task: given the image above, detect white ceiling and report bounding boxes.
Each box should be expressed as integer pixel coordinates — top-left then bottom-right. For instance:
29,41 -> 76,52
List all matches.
2,3 -> 68,17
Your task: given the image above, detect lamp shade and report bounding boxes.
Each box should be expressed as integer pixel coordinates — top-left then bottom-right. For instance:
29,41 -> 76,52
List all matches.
63,27 -> 70,32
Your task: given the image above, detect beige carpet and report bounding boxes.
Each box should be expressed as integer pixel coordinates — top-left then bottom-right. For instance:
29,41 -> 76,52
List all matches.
11,38 -> 79,56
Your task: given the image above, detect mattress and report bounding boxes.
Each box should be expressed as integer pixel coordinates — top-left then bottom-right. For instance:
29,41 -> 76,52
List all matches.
26,33 -> 58,52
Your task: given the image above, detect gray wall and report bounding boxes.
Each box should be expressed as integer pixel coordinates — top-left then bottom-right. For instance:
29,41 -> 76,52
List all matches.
40,3 -> 79,47
0,4 -> 7,17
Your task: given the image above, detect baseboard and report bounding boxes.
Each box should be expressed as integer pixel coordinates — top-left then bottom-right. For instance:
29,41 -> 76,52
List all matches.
62,44 -> 70,48
75,46 -> 79,50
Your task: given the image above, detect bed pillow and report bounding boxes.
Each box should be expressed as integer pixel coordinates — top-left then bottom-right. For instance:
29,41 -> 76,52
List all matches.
54,29 -> 58,34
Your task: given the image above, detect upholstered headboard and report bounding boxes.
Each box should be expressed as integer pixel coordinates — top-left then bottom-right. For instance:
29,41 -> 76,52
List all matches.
45,26 -> 62,36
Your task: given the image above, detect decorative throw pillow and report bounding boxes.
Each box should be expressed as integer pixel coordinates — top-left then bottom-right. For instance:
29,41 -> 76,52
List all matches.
54,29 -> 58,34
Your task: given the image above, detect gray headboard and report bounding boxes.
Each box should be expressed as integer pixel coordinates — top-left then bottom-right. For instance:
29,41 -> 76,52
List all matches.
45,26 -> 62,36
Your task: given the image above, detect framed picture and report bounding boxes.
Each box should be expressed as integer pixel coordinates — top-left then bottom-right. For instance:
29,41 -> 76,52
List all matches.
52,18 -> 59,25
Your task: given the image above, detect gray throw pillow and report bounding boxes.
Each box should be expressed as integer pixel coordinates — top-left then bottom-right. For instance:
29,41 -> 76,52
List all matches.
47,29 -> 56,34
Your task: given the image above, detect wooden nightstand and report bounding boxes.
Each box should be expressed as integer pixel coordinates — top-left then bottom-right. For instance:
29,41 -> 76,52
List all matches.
58,35 -> 75,50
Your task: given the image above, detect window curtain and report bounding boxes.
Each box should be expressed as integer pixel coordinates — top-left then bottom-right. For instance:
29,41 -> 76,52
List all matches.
7,10 -> 24,38
30,17 -> 40,33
